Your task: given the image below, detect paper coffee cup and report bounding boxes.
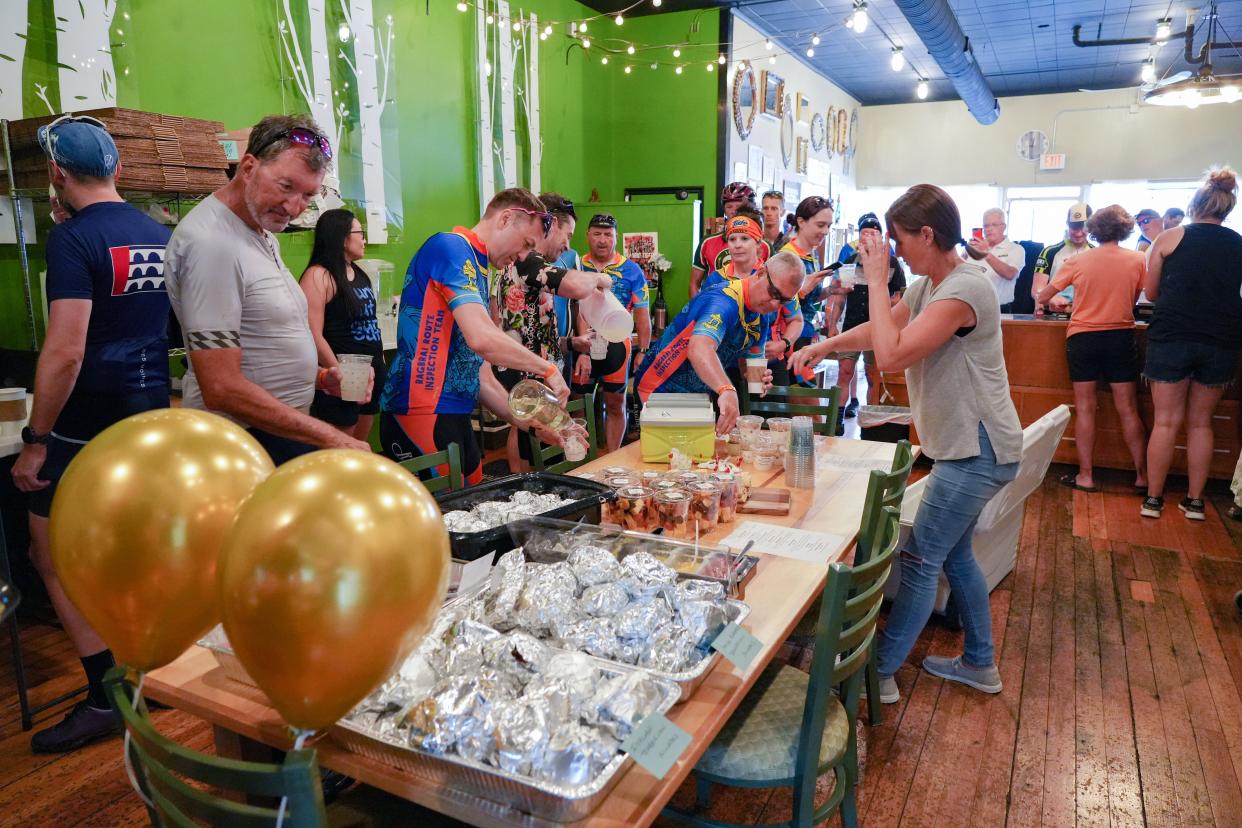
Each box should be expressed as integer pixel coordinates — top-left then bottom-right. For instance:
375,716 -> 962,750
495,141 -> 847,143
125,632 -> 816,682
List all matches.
744,356 -> 767,394
337,354 -> 371,403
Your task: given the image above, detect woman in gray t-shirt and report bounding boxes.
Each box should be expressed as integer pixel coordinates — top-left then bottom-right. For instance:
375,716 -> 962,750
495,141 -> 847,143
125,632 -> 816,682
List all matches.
790,184 -> 1022,705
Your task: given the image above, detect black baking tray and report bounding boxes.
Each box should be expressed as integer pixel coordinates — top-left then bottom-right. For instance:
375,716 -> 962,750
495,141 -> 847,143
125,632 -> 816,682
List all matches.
433,472 -> 616,562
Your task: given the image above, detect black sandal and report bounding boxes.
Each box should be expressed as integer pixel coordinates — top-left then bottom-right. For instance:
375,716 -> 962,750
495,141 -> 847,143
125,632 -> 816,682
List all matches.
1058,473 -> 1098,493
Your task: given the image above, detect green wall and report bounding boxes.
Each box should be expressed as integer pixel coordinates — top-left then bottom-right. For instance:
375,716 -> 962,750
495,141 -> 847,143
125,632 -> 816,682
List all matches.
1,2 -> 719,356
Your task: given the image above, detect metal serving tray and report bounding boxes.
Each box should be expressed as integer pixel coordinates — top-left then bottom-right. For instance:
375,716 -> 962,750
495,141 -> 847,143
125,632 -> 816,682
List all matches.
331,662 -> 680,822
450,571 -> 751,701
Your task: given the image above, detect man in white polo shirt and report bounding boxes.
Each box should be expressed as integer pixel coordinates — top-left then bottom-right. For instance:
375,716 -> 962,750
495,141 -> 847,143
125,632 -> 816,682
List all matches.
166,114 -> 371,464
968,207 -> 1026,312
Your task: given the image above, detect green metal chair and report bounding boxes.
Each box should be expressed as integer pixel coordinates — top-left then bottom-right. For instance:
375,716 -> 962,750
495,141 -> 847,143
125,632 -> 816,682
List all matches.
398,443 -> 464,494
744,385 -> 841,436
663,506 -> 901,828
105,667 -> 328,827
527,391 -> 599,474
787,439 -> 914,726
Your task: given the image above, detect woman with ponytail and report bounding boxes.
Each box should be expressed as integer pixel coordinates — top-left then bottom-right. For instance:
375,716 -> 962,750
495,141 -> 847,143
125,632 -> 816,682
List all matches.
1140,167 -> 1242,522
789,184 -> 1022,705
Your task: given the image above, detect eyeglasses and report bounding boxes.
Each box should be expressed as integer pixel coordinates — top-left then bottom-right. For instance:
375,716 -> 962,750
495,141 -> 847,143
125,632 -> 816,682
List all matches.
249,126 -> 333,161
1138,217 -> 1158,225
348,229 -> 365,235
508,207 -> 554,237
47,114 -> 108,131
765,270 -> 795,304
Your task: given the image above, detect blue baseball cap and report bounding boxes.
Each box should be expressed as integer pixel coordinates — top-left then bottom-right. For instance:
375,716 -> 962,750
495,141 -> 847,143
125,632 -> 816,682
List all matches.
36,115 -> 119,177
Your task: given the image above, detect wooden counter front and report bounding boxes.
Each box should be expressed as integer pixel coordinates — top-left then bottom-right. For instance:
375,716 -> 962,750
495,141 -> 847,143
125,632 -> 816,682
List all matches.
875,317 -> 1242,479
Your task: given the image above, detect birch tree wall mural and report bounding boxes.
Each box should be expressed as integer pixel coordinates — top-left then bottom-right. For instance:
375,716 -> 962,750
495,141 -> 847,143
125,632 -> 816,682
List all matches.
52,0 -> 117,110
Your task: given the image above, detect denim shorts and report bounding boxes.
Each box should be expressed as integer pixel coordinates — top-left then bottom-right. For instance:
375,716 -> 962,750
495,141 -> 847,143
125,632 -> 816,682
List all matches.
1144,339 -> 1241,387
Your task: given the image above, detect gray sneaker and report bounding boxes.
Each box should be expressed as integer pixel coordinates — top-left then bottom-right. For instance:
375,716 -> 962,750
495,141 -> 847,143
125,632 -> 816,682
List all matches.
862,674 -> 901,704
922,655 -> 1003,694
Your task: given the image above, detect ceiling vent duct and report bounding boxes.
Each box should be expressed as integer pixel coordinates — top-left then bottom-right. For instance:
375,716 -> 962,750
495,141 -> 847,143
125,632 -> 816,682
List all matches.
891,0 -> 1000,124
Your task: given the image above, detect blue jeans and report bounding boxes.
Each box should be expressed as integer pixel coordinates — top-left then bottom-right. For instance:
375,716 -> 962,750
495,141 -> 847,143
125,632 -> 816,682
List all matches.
877,423 -> 1019,676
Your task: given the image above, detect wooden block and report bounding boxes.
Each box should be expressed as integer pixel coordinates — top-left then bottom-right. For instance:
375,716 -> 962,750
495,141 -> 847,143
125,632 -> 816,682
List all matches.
737,487 -> 791,515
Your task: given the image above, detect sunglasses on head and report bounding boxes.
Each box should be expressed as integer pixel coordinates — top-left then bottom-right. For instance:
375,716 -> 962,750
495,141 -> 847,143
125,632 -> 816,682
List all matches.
508,207 -> 554,237
802,196 -> 832,212
762,190 -> 785,201
765,270 -> 795,304
250,126 -> 333,161
588,214 -> 618,229
48,113 -> 108,131
553,199 -> 577,220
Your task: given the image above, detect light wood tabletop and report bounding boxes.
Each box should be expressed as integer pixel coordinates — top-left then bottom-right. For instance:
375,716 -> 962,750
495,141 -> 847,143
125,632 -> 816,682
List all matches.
144,436 -> 909,827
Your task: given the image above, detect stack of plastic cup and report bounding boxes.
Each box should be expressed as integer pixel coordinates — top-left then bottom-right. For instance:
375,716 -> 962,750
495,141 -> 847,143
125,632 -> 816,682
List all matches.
785,415 -> 816,488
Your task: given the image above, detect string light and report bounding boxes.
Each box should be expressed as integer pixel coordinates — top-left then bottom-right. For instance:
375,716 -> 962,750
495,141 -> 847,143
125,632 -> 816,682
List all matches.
455,2 -> 467,11
707,62 -> 714,72
806,47 -> 815,57
1155,17 -> 1172,42
484,60 -> 492,76
673,48 -> 681,57
1141,58 -> 1157,84
651,62 -> 658,70
540,31 -> 547,40
579,20 -> 588,33
615,14 -> 624,25
337,21 -> 352,41
601,56 -> 609,64
718,54 -> 726,65
653,0 -> 662,6
769,55 -> 776,64
627,44 -> 636,54
486,13 -> 494,25
675,65 -> 683,74
811,33 -> 820,46
512,20 -> 521,31
543,24 -> 552,35
765,39 -> 773,50
582,37 -> 590,48
916,78 -> 929,99
890,47 -> 905,71
852,2 -> 869,34
625,65 -> 632,73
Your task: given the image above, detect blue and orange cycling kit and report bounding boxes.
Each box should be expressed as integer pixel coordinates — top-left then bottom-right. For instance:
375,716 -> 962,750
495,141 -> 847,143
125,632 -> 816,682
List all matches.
576,252 -> 649,394
703,262 -> 799,346
635,278 -> 769,402
380,226 -> 490,483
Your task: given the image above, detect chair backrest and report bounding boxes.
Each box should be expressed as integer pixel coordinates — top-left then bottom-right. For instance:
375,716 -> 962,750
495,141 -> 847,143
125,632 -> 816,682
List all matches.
105,668 -> 326,827
855,439 -> 913,565
528,392 -> 599,474
793,506 -> 900,815
747,385 -> 841,436
398,442 -> 464,494
976,405 -> 1069,532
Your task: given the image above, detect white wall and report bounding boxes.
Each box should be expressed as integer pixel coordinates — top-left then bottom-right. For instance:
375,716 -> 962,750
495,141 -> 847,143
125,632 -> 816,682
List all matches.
727,14 -> 861,220
856,87 -> 1242,188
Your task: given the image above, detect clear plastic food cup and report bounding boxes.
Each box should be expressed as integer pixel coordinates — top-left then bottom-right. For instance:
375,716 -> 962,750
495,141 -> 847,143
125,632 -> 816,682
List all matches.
655,489 -> 692,539
688,480 -> 722,531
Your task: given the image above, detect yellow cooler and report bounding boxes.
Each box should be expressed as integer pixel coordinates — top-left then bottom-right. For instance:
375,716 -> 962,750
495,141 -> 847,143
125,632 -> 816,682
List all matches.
639,393 -> 717,463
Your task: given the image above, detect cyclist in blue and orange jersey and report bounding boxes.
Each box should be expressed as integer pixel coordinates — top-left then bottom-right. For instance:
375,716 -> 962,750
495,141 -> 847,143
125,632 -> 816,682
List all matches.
635,252 -> 806,435
381,187 -> 596,484
689,182 -> 771,298
572,213 -> 652,451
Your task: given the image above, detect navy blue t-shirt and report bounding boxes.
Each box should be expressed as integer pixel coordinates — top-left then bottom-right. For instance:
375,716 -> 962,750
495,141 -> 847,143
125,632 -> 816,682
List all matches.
45,201 -> 172,439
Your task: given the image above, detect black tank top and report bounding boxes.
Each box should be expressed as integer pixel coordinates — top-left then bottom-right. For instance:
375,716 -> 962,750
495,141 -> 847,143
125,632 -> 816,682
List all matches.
1148,223 -> 1242,348
322,264 -> 383,357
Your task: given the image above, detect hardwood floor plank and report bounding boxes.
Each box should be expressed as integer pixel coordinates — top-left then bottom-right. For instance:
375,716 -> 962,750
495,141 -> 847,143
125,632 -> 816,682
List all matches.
1073,538 -> 1109,828
1041,511 -> 1078,828
1189,554 -> 1242,701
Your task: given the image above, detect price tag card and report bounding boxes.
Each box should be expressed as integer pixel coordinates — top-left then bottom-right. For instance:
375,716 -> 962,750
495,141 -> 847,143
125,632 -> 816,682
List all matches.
620,713 -> 692,779
711,622 -> 763,671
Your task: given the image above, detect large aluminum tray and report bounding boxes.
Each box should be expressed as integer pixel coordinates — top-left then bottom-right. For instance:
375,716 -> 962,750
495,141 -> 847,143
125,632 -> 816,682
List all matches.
331,661 -> 680,822
451,574 -> 751,701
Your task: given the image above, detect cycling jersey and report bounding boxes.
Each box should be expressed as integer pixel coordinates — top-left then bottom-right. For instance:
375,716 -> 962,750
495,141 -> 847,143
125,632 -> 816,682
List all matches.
582,252 -> 649,312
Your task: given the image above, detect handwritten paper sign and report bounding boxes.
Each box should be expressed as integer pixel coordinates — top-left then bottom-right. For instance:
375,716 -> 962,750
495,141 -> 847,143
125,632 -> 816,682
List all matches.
711,623 -> 763,670
621,713 -> 692,779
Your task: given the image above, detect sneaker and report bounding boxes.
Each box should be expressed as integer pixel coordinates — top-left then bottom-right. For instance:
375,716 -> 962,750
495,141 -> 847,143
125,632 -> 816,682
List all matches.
30,701 -> 121,754
844,398 -> 860,418
922,655 -> 1003,694
861,674 -> 901,705
1179,497 -> 1206,521
1140,495 -> 1164,519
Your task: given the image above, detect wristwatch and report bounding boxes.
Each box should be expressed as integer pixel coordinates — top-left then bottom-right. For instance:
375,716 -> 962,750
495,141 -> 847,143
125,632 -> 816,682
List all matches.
21,426 -> 50,446
782,337 -> 792,355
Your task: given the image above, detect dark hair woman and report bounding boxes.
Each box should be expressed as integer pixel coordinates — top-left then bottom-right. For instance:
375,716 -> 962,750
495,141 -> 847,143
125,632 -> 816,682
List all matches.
300,208 -> 385,442
1036,205 -> 1148,494
1140,167 -> 1242,522
789,184 -> 1022,704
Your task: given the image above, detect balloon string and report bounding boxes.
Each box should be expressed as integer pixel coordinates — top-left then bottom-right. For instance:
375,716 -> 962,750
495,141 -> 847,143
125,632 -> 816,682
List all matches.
124,672 -> 156,810
274,729 -> 312,828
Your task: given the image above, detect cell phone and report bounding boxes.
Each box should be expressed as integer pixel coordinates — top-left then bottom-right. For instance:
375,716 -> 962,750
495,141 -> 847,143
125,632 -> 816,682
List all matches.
971,227 -> 984,242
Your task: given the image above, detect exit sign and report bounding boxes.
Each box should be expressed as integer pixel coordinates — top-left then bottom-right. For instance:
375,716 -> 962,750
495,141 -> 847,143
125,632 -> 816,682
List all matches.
1040,153 -> 1067,171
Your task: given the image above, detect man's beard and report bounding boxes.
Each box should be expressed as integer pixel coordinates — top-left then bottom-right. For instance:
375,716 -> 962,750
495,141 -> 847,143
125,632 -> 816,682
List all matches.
243,189 -> 291,233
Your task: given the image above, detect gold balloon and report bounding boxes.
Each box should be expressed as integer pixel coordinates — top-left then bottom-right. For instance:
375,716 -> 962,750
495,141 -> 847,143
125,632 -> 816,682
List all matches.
218,450 -> 450,731
49,409 -> 274,672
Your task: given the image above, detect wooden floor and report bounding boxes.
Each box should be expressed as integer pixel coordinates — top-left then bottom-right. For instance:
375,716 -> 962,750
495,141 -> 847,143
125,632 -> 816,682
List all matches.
2,465 -> 1240,826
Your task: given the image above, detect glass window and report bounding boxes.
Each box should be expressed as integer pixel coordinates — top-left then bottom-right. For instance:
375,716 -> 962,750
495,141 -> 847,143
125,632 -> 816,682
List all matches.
1007,198 -> 1078,247
1006,185 -> 1083,199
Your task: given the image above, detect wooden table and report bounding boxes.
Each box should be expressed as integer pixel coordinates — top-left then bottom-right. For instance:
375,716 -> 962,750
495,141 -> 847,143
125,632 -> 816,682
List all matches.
144,436 -> 906,827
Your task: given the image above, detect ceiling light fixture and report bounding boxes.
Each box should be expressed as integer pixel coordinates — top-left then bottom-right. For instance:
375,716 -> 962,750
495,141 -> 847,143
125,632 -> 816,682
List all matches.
1146,70 -> 1242,107
890,47 -> 905,71
852,2 -> 869,34
812,33 -> 821,46
806,47 -> 815,57
765,38 -> 773,50
1140,59 -> 1157,85
1155,17 -> 1172,42
916,78 -> 929,99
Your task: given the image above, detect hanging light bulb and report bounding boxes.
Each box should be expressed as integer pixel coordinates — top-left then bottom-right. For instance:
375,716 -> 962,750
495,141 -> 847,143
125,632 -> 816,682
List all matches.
653,0 -> 662,6
736,61 -> 745,73
625,65 -> 633,73
627,44 -> 636,54
806,47 -> 815,57
1140,59 -> 1157,84
852,1 -> 869,34
601,56 -> 609,64
540,31 -> 547,40
544,24 -> 552,35
512,20 -> 521,31
845,17 -> 853,30
582,37 -> 590,48
765,38 -> 773,50
455,2 -> 468,11
769,55 -> 776,64
890,47 -> 905,72
651,62 -> 658,70
484,60 -> 492,76
718,53 -> 726,65
916,78 -> 929,99
615,14 -> 624,25
812,33 -> 821,46
486,13 -> 494,24
673,47 -> 681,58
338,21 -> 352,42
1155,17 -> 1172,42
579,20 -> 588,32
675,65 -> 683,74
707,62 -> 714,72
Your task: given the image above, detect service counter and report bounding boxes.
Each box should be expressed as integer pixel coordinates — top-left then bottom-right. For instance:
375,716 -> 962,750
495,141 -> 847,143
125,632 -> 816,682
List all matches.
876,315 -> 1242,479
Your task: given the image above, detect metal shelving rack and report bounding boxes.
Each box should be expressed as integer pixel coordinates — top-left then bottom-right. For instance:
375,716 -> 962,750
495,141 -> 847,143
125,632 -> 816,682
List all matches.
2,119 -> 44,353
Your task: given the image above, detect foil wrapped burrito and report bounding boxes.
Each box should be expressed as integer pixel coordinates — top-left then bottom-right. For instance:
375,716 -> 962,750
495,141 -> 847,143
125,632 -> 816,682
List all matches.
442,492 -> 576,534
